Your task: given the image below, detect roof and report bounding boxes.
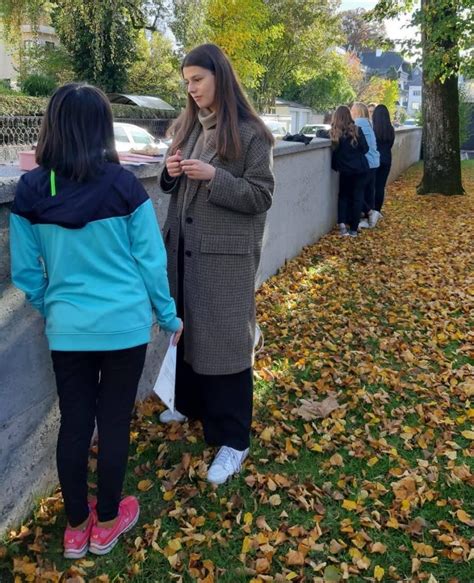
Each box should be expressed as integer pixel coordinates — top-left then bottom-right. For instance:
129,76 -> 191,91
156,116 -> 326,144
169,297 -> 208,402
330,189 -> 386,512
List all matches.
107,94 -> 175,111
359,51 -> 410,74
275,98 -> 313,111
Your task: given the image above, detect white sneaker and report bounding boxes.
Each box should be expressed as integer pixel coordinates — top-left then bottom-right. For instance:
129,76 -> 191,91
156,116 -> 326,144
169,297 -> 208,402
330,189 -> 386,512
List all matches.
369,210 -> 382,228
359,218 -> 370,228
207,446 -> 249,485
338,223 -> 348,236
159,409 -> 187,423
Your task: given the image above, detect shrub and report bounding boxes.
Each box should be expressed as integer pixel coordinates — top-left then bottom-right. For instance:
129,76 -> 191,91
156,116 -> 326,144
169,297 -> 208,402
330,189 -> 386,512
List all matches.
0,95 -> 47,116
20,74 -> 57,97
0,94 -> 178,119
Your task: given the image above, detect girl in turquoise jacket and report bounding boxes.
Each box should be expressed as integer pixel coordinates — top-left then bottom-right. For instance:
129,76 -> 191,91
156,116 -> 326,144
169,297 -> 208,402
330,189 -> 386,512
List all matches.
10,83 -> 182,558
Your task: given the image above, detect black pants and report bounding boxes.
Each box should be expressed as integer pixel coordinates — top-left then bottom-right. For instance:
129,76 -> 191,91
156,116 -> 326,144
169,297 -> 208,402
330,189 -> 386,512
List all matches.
176,241 -> 253,451
338,172 -> 371,232
375,163 -> 391,212
51,345 -> 147,527
362,168 -> 376,215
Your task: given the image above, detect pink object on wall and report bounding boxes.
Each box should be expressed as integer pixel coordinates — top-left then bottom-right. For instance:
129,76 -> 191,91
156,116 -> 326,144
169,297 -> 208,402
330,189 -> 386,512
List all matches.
18,151 -> 38,171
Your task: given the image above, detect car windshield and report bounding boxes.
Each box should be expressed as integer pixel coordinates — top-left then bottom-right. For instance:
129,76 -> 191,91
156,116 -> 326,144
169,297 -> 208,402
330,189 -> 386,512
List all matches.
114,126 -> 129,142
300,126 -> 315,133
130,128 -> 155,145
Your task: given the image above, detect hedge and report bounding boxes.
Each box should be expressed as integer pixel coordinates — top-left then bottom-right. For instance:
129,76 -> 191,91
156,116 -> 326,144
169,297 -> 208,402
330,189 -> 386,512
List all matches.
0,94 -> 178,119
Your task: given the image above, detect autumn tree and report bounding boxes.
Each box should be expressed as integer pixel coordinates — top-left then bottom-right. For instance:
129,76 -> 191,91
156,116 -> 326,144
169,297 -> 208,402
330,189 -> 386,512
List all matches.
206,0 -> 281,90
358,76 -> 399,115
340,8 -> 392,54
372,0 -> 473,195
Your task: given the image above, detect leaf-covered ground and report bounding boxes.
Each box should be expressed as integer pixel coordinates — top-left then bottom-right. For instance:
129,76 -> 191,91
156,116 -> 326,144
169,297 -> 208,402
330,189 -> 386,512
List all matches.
2,162 -> 473,583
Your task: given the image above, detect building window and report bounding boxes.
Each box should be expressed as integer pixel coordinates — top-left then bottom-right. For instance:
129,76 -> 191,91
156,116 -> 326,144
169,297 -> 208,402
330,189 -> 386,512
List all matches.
412,90 -> 421,96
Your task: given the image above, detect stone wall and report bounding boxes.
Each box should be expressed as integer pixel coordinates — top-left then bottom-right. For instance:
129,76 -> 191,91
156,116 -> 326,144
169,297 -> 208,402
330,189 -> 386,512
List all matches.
0,127 -> 421,533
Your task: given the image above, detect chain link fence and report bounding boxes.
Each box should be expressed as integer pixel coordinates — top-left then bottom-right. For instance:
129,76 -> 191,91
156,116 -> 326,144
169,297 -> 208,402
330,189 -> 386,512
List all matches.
0,117 -> 42,164
0,116 -> 173,164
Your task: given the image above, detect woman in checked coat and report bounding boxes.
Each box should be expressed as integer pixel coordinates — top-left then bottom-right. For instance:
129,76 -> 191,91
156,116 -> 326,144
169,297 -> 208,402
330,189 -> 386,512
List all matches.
158,43 -> 275,484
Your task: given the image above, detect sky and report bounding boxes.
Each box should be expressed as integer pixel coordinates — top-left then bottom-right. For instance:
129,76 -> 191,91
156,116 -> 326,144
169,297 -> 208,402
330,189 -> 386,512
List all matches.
338,0 -> 419,48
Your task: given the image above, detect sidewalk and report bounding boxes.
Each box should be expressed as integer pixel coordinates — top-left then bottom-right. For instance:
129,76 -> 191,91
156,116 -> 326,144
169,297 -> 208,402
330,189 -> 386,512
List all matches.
2,162 -> 473,583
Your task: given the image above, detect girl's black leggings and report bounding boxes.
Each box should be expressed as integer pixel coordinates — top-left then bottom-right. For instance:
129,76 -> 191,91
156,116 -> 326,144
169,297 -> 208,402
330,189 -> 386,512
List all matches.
51,345 -> 147,527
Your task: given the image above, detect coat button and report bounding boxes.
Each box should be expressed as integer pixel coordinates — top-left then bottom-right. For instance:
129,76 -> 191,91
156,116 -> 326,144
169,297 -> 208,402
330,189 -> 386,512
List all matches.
186,217 -> 193,224
185,250 -> 192,257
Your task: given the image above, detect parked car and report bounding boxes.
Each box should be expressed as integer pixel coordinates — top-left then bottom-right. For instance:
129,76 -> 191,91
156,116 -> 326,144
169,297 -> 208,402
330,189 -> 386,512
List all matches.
113,122 -> 168,155
261,120 -> 288,140
299,123 -> 331,138
402,118 -> 419,127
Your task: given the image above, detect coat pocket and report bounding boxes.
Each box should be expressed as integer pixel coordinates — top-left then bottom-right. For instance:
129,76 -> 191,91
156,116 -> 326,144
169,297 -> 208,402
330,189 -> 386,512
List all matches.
200,233 -> 251,255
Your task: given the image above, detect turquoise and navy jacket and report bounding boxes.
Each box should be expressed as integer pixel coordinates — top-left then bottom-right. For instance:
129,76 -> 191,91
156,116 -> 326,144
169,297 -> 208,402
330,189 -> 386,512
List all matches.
10,162 -> 180,351
354,117 -> 380,169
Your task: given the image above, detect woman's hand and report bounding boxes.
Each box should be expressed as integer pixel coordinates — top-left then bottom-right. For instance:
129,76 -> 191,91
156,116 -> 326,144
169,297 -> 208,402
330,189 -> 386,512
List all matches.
172,319 -> 183,346
180,159 -> 216,181
166,149 -> 184,177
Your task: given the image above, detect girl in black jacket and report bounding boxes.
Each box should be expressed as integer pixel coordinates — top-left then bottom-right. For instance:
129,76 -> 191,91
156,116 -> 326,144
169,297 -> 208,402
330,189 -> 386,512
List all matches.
331,105 -> 370,237
372,104 -> 395,224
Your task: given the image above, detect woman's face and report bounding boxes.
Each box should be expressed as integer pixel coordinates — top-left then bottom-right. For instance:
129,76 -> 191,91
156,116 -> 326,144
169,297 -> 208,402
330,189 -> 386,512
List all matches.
183,66 -> 216,111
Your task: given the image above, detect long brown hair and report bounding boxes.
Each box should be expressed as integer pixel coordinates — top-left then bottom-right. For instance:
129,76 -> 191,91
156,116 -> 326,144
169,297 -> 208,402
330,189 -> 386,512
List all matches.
169,44 -> 273,160
36,83 -> 119,182
330,105 -> 360,146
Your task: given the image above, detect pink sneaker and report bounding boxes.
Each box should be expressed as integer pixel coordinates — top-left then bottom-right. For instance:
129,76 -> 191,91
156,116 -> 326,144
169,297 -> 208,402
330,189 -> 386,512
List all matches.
63,500 -> 98,559
89,496 -> 140,555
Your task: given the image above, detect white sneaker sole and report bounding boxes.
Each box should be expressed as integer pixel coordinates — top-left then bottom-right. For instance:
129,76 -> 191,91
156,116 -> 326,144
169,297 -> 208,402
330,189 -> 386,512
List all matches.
89,509 -> 140,556
64,540 -> 89,559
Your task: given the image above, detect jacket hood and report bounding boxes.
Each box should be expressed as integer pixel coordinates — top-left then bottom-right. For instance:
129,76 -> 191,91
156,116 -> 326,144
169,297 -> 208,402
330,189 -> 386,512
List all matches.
12,163 -> 125,229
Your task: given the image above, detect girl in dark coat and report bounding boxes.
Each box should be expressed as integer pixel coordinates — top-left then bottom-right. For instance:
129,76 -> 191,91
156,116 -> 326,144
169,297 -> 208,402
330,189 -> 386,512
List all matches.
330,105 -> 370,237
372,104 -> 395,222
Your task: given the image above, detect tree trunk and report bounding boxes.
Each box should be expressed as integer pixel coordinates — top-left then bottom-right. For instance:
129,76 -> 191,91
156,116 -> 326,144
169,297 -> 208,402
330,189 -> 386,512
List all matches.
418,74 -> 464,195
417,0 -> 464,195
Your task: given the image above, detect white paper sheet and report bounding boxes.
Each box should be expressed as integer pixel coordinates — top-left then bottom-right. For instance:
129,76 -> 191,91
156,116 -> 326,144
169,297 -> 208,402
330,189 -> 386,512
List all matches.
152,337 -> 177,411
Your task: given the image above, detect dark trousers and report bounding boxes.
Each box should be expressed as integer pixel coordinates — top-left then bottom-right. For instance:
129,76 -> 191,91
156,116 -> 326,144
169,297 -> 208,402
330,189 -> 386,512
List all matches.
176,241 -> 253,451
338,172 -> 371,232
375,163 -> 391,212
362,168 -> 376,215
51,345 -> 147,527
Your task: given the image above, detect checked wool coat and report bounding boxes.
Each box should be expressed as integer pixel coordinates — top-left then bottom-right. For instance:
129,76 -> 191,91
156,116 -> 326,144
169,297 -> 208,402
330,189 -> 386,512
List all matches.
159,120 -> 275,375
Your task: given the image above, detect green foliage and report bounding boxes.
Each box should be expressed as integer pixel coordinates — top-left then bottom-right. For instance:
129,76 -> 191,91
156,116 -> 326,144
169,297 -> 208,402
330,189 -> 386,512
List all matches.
252,0 -> 342,111
50,1 -> 142,92
126,31 -> 183,107
370,0 -> 473,82
110,103 -> 177,120
0,94 -> 176,118
281,53 -> 356,113
20,73 -> 56,96
18,44 -> 75,86
0,94 -> 47,115
170,0 -> 210,53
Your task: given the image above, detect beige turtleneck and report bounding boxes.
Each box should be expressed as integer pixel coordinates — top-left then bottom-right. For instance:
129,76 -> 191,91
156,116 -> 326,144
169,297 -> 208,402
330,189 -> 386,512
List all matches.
180,109 -> 217,230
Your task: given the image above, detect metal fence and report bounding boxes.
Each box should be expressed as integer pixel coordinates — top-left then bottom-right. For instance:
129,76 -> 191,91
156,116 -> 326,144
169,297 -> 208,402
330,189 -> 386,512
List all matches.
0,116 -> 173,164
0,116 -> 42,164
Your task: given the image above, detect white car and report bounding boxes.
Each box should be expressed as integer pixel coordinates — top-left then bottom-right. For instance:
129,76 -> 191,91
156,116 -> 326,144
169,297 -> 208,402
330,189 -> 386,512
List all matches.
299,123 -> 331,138
113,122 -> 168,155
